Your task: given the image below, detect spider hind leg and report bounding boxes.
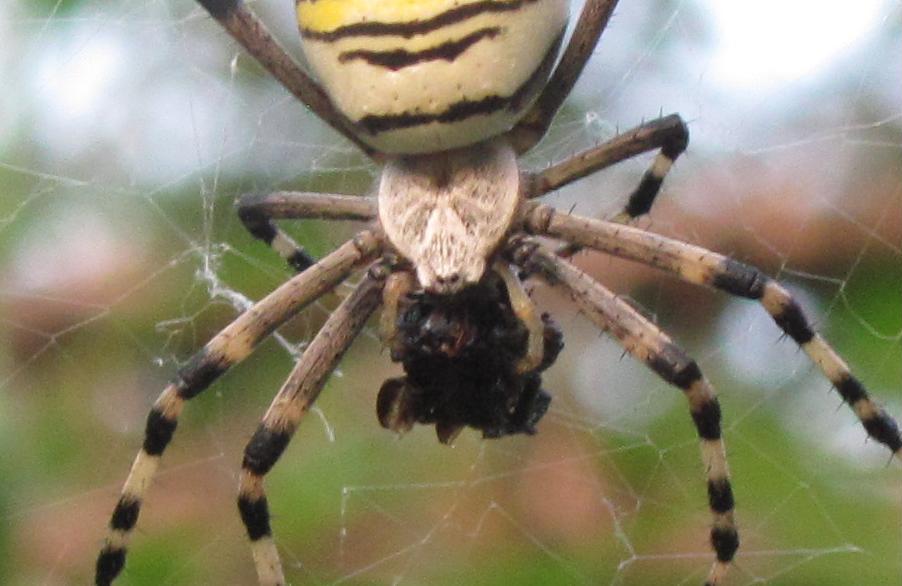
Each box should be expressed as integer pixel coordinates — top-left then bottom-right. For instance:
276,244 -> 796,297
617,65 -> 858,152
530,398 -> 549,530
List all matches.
528,205 -> 902,460
514,241 -> 739,584
237,267 -> 387,586
94,233 -> 379,585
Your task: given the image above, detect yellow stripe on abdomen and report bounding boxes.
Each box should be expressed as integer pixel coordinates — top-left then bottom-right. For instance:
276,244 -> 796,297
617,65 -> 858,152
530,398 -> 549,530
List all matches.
298,0 -> 569,154
298,0 -> 496,35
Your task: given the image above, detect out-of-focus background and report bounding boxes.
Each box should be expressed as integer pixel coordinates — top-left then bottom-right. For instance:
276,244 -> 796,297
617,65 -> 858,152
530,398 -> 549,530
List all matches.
1,1 -> 900,584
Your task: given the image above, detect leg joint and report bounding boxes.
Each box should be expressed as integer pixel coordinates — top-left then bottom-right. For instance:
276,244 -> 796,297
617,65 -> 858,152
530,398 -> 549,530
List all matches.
143,408 -> 177,456
243,425 -> 292,476
352,230 -> 380,256
661,115 -> 690,159
522,204 -> 554,235
692,399 -> 723,440
772,296 -> 815,345
236,193 -> 278,245
707,478 -> 735,514
862,411 -> 902,453
197,0 -> 240,20
835,374 -> 867,405
625,176 -> 664,217
237,494 -> 272,541
96,547 -> 126,586
176,349 -> 229,399
711,526 -> 740,562
110,497 -> 141,531
647,345 -> 703,390
712,259 -> 768,299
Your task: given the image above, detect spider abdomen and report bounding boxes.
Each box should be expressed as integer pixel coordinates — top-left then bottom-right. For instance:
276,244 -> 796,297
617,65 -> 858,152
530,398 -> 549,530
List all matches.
298,0 -> 569,154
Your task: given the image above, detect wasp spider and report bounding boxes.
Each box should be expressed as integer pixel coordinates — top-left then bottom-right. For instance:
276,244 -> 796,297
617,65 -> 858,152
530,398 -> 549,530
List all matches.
96,0 -> 902,584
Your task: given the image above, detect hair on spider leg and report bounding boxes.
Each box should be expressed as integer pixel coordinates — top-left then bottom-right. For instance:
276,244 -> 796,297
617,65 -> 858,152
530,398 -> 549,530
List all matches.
377,272 -> 564,444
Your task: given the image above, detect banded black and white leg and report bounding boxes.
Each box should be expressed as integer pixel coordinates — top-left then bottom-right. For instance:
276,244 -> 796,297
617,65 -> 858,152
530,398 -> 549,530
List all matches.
519,114 -> 688,267
237,192 -> 377,273
614,121 -> 688,222
525,205 -> 902,460
511,240 -> 738,585
194,0 -> 376,157
238,266 -> 386,586
527,114 -> 689,227
95,232 -> 381,586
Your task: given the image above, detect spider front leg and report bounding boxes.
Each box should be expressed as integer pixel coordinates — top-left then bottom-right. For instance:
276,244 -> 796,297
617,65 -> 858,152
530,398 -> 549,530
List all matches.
194,0 -> 376,156
527,205 -> 902,460
529,114 -> 689,223
237,192 -> 377,272
512,240 -> 738,586
95,232 -> 380,586
238,265 -> 386,586
506,0 -> 621,152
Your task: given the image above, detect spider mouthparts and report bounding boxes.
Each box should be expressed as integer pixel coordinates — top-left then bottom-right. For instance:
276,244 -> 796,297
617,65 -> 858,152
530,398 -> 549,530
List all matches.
425,272 -> 464,295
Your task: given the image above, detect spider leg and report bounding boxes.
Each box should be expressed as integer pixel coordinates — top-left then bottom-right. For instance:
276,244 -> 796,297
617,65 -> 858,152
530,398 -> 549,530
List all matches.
505,0 -> 621,153
511,240 -> 737,585
194,0 -> 377,157
237,192 -> 377,272
527,115 -> 689,262
526,204 -> 902,460
95,232 -> 381,586
494,260 -> 546,373
380,269 -> 416,350
528,114 -> 689,222
238,265 -> 386,586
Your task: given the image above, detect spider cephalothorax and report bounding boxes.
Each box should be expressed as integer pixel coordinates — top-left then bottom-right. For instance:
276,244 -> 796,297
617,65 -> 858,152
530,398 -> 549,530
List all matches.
378,139 -> 521,293
378,275 -> 563,443
96,1 -> 902,585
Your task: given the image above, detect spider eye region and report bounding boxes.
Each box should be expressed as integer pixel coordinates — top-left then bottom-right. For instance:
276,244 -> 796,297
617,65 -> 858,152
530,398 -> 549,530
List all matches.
297,0 -> 569,153
378,139 -> 521,294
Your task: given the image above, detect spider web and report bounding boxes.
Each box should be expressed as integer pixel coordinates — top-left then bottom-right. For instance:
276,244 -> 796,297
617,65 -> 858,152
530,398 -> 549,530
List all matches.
2,0 -> 901,584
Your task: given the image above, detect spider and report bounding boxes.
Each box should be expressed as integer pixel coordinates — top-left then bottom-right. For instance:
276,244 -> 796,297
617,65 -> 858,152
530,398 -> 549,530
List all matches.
96,0 -> 902,584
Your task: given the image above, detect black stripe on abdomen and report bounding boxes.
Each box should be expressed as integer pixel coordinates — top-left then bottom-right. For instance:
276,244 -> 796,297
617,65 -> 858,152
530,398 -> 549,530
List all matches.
338,27 -> 501,70
301,0 -> 541,41
354,28 -> 564,135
